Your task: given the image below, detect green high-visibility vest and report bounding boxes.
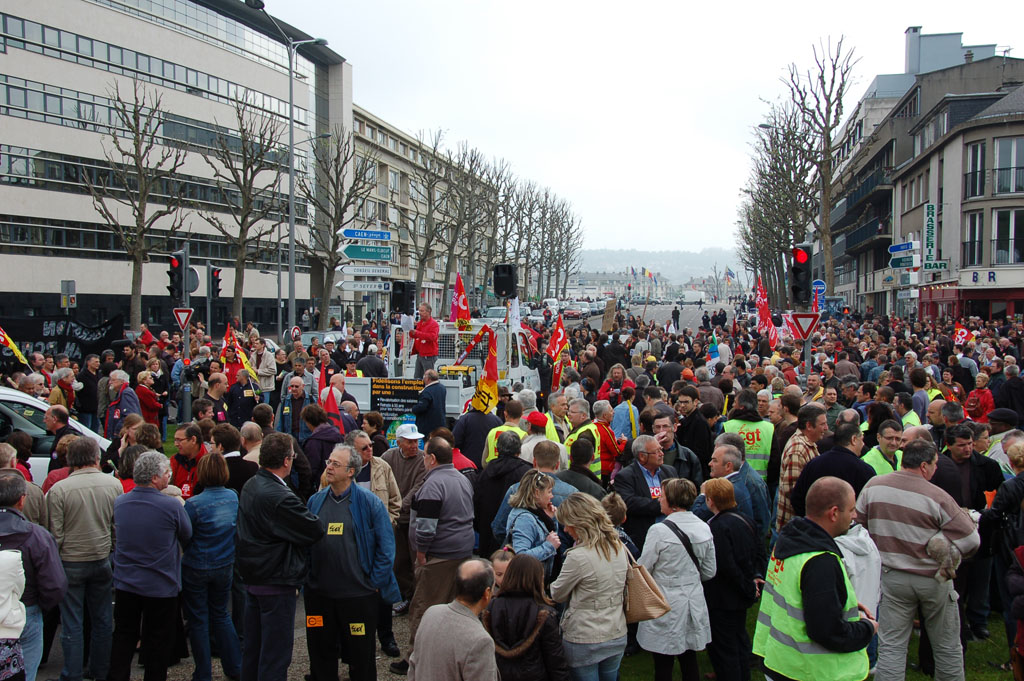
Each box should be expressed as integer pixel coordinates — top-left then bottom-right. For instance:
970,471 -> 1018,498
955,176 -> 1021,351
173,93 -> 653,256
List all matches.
902,411 -> 922,427
564,422 -> 601,475
861,446 -> 901,476
483,425 -> 527,464
722,419 -> 774,477
753,549 -> 869,681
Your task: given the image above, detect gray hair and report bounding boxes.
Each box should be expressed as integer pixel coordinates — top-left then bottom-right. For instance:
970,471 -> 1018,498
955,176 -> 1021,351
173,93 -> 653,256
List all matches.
593,400 -> 613,419
517,388 -> 537,411
837,408 -> 861,426
133,451 -> 170,485
1008,364 -> 1020,377
941,401 -> 964,423
331,444 -> 362,477
237,369 -> 250,381
53,367 -> 74,382
563,387 -> 581,401
0,474 -> 26,507
344,429 -> 371,447
714,431 -> 746,457
757,389 -> 772,401
632,434 -> 657,457
239,422 -> 263,443
496,430 -> 523,458
547,391 -> 566,409
694,367 -> 710,383
568,398 -> 591,418
197,346 -> 212,358
0,443 -> 16,468
714,444 -> 743,471
110,369 -> 130,382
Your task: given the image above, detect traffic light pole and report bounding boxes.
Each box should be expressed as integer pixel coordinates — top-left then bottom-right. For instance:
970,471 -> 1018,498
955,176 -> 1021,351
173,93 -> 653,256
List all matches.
181,245 -> 192,424
206,262 -> 213,337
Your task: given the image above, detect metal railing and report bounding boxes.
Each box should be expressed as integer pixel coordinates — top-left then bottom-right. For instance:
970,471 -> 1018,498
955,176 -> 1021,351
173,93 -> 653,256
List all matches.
961,241 -> 983,267
992,238 -> 1024,265
846,217 -> 888,249
964,170 -> 985,198
996,167 -> 1024,194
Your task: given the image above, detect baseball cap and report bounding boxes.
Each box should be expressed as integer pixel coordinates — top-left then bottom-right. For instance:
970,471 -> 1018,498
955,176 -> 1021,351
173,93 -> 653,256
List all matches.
525,411 -> 548,428
681,368 -> 695,381
395,424 -> 424,440
368,344 -> 378,354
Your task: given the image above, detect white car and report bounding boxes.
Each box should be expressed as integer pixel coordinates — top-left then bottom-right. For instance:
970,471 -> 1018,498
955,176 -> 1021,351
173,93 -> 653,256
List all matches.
0,387 -> 112,486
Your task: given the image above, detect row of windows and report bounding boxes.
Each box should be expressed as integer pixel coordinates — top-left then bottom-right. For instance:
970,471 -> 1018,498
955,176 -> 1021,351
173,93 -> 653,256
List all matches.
963,208 -> 1024,266
0,145 -> 307,221
0,74 -> 300,171
0,214 -> 309,270
0,13 -> 308,126
353,118 -> 422,163
965,139 -> 1024,197
86,0 -> 316,80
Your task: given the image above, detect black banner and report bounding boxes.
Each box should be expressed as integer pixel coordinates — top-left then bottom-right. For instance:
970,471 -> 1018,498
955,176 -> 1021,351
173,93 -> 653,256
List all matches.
370,377 -> 424,447
0,315 -> 124,367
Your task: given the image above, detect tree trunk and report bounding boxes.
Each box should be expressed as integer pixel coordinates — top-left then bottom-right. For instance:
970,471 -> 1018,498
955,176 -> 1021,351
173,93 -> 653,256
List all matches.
130,251 -> 144,330
320,268 -> 335,330
820,175 -> 835,295
232,248 -> 246,321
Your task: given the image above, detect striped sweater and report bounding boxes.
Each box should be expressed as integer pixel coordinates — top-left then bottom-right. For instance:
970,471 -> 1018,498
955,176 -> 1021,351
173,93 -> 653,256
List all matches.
855,470 -> 979,577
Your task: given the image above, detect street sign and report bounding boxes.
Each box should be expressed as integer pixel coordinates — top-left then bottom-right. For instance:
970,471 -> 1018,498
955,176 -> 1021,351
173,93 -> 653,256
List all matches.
922,260 -> 949,271
889,254 -> 921,269
60,294 -> 77,309
812,279 -> 826,296
897,289 -> 920,300
888,241 -> 920,254
337,280 -> 392,292
291,326 -> 302,341
338,265 -> 393,276
790,312 -> 820,340
172,307 -> 194,331
342,244 -> 392,261
341,228 -> 392,241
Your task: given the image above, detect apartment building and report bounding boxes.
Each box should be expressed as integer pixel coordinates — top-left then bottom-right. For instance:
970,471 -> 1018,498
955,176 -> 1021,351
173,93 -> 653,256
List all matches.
0,0 -> 350,330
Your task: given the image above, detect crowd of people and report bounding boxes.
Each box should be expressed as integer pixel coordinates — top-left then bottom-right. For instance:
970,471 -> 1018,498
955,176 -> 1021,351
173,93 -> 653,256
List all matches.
1,305 -> 1024,681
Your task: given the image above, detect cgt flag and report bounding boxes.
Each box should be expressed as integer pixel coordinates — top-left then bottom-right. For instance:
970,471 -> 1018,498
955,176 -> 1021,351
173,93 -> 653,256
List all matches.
220,326 -> 260,395
470,325 -> 499,413
0,325 -> 29,368
546,316 -> 568,361
450,273 -> 471,330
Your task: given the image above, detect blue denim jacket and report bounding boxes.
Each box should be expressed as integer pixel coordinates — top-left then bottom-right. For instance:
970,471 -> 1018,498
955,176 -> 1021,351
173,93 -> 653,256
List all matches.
506,507 -> 557,576
183,486 -> 238,570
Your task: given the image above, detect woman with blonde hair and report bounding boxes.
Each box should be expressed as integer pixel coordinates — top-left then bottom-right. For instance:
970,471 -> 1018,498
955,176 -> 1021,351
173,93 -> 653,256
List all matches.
506,470 -> 561,578
638,478 -> 716,681
550,492 -> 628,681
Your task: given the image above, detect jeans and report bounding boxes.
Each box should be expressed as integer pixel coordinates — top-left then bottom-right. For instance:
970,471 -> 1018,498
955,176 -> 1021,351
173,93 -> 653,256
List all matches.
78,413 -> 100,435
241,590 -> 297,681
182,566 -> 241,681
59,558 -> 113,681
22,604 -> 42,681
568,652 -> 624,681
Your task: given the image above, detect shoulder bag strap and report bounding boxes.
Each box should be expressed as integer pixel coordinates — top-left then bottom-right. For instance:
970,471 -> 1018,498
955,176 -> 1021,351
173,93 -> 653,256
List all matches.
662,519 -> 699,570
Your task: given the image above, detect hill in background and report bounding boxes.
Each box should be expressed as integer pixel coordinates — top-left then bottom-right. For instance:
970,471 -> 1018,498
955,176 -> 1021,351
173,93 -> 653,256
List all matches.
581,247 -> 740,282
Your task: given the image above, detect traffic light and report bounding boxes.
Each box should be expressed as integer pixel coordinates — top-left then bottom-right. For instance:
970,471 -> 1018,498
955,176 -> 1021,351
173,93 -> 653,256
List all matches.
210,267 -> 223,300
167,251 -> 185,302
789,244 -> 812,307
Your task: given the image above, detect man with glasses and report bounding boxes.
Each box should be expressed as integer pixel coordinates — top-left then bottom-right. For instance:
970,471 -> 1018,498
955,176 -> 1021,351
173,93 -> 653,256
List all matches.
236,433 -> 324,681
610,434 -> 678,552
276,377 -> 313,446
862,419 -> 903,476
305,444 -> 400,681
345,430 -> 402,658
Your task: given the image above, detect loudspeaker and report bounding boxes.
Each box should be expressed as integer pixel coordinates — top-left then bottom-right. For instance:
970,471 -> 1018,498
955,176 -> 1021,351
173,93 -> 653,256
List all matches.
493,264 -> 518,298
390,280 -> 416,315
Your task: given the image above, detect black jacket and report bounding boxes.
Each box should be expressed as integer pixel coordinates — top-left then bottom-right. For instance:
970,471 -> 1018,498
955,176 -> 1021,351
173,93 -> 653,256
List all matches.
996,376 -> 1024,422
656,362 -> 683,389
945,449 -> 1004,556
676,409 -> 713,480
236,469 -> 324,587
704,508 -> 764,611
610,462 -> 677,551
483,594 -> 570,681
226,381 -> 259,428
303,424 -> 344,483
474,455 -> 533,555
412,381 -> 447,438
452,409 -> 502,467
983,471 -> 1024,562
790,447 -> 875,518
769,516 -> 874,654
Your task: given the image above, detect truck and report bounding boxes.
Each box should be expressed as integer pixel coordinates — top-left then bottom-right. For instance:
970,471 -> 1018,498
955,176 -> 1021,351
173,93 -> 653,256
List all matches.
335,319 -> 542,434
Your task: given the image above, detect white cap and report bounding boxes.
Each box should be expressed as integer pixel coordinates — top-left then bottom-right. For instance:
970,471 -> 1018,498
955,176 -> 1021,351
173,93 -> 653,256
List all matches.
395,423 -> 424,440
368,344 -> 378,354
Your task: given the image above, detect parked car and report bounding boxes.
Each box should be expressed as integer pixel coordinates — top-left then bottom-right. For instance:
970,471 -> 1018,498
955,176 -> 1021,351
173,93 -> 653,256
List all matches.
484,306 -> 508,321
0,387 -> 112,486
563,305 -> 585,320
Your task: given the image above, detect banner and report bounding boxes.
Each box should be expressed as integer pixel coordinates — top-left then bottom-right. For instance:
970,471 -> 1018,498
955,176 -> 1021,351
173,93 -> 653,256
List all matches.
953,323 -> 976,347
0,315 -> 123,367
470,325 -> 499,413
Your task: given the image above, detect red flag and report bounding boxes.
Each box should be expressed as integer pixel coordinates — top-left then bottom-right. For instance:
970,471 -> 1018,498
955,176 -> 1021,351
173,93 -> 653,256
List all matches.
450,273 -> 471,330
322,384 -> 344,435
953,323 -> 975,346
470,325 -> 499,413
317,356 -> 328,403
546,316 -> 568,360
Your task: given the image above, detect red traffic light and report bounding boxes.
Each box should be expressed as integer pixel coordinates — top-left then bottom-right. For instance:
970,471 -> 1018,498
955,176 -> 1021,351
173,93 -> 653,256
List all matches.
792,247 -> 809,264
169,256 -> 180,268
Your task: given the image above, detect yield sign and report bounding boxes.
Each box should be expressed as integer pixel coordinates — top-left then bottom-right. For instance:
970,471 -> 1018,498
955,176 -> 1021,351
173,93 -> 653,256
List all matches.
789,312 -> 820,340
173,308 -> 194,331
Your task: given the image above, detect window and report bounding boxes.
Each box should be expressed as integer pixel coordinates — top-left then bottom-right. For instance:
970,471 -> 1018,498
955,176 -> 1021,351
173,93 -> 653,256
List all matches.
996,137 -> 1024,193
389,169 -> 400,194
963,212 -> 983,266
966,142 -> 985,198
993,208 -> 1024,265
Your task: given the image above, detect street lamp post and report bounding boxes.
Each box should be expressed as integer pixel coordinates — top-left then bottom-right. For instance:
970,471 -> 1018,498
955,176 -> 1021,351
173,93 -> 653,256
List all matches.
245,0 -> 327,334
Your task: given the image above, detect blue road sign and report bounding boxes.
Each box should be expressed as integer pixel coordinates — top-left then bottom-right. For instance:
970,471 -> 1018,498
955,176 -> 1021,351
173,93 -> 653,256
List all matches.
812,279 -> 826,296
888,241 -> 919,254
341,228 -> 391,241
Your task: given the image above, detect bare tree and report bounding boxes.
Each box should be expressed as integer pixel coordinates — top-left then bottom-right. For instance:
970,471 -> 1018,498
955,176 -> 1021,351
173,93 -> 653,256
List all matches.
199,99 -> 285,320
297,127 -> 378,329
84,80 -> 188,330
786,37 -> 857,295
407,130 -> 450,297
437,143 -> 488,317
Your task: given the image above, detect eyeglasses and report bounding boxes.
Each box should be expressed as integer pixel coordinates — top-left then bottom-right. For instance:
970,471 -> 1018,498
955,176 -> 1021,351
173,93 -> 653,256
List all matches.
325,459 -> 352,469
357,444 -> 372,451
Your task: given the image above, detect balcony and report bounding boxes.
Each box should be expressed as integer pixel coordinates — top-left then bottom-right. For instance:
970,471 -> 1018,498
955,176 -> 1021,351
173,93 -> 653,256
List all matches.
964,170 -> 985,198
992,238 -> 1024,266
846,217 -> 890,250
962,241 -> 983,267
830,197 -> 847,225
831,168 -> 892,230
832,233 -> 849,261
996,167 -> 1024,194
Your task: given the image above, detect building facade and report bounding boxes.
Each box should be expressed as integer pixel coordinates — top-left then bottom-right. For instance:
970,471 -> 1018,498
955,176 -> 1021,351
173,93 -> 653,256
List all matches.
0,0 -> 350,332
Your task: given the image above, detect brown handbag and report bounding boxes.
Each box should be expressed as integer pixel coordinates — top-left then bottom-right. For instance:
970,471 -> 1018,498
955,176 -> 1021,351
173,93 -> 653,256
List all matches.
623,548 -> 670,624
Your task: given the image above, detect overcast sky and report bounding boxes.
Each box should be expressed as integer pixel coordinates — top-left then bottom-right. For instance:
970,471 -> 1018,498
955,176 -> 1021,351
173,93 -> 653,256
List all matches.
271,1 -> 1021,251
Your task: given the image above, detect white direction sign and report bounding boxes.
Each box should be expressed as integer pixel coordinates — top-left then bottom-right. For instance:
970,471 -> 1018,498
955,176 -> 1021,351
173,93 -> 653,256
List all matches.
338,265 -> 393,276
337,280 -> 392,292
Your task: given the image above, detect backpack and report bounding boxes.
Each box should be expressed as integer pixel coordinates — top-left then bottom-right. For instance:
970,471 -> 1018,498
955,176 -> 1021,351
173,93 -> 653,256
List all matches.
964,393 -> 982,418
